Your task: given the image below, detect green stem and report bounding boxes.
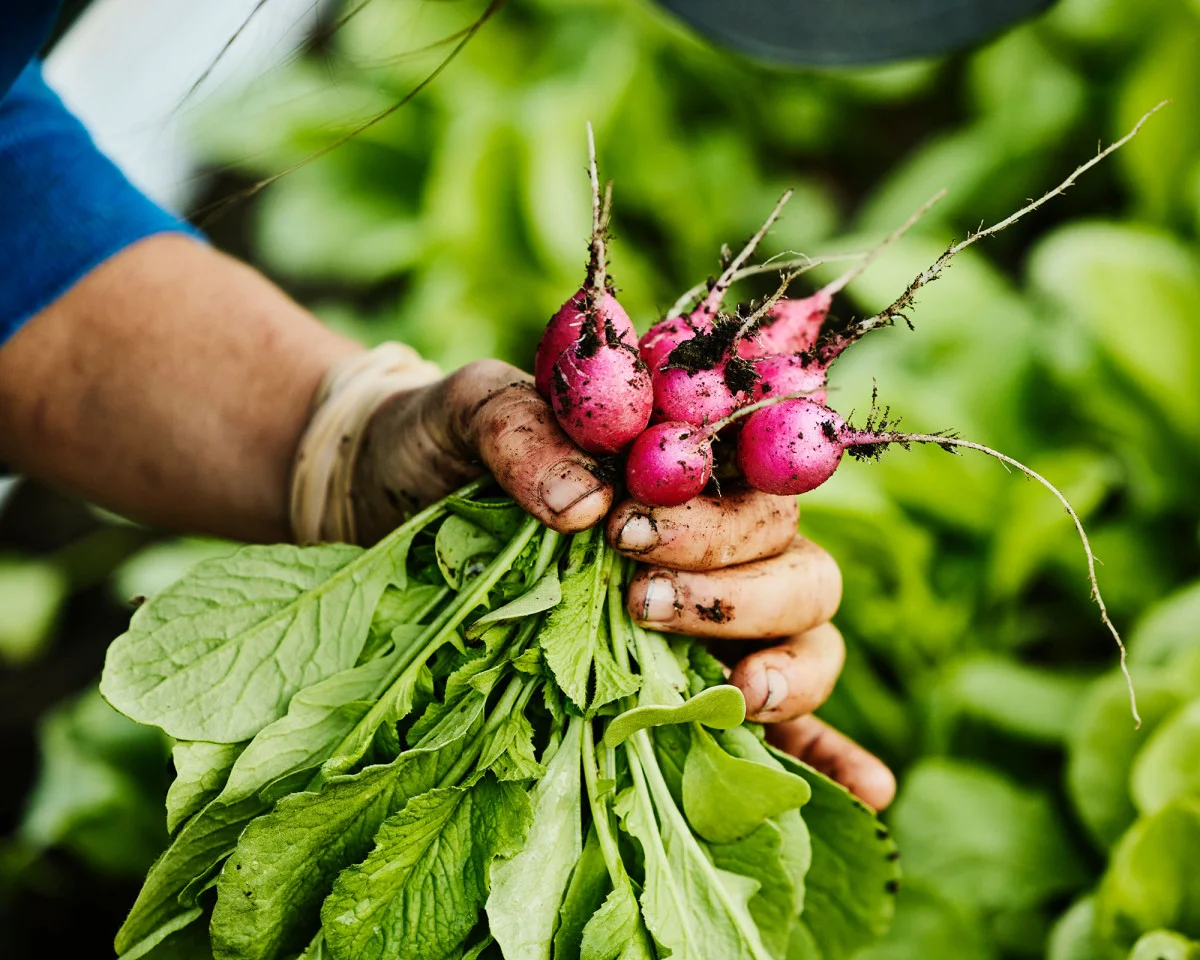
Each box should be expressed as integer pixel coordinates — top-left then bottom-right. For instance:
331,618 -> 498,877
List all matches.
582,717 -> 626,885
331,515 -> 541,765
439,676 -> 526,788
632,729 -> 772,960
531,526 -> 562,583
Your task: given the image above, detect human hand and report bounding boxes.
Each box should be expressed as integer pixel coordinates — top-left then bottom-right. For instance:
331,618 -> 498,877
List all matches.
348,356 -> 894,809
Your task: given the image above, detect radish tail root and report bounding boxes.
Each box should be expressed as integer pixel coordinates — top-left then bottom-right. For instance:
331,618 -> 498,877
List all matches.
849,430 -> 1141,727
847,100 -> 1169,343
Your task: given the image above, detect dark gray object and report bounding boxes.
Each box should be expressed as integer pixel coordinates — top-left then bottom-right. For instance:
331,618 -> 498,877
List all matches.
656,0 -> 1056,66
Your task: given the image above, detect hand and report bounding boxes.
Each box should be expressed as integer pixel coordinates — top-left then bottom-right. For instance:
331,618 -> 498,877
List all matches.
353,358 -> 895,810
607,491 -> 896,811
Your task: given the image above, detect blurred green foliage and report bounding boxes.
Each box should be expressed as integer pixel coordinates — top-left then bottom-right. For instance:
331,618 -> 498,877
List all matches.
6,0 -> 1200,956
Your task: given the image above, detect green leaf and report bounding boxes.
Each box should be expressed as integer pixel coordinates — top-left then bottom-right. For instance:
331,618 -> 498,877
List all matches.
320,777 -> 532,960
553,826 -> 612,960
1027,222 -> 1200,439
718,728 -> 810,916
467,568 -> 561,638
538,532 -> 613,712
443,496 -> 525,539
707,820 -> 801,960
851,881 -> 994,960
167,741 -> 246,834
987,449 -> 1117,602
1096,798 -> 1200,948
101,540 -> 402,742
767,746 -> 899,958
602,686 -> 747,750
1046,897 -> 1104,960
1129,582 -> 1200,669
682,725 -> 810,844
1129,930 -> 1200,960
436,515 -> 501,590
616,746 -> 774,960
364,584 -> 444,660
488,718 -> 583,959
220,651 -> 404,803
210,694 -> 484,960
117,907 -> 206,960
0,557 -> 67,665
479,708 -> 545,782
941,656 -> 1092,744
1132,698 -> 1200,817
1068,673 -> 1189,848
20,687 -> 169,879
579,879 -> 655,960
1115,23 -> 1200,223
889,759 -> 1086,917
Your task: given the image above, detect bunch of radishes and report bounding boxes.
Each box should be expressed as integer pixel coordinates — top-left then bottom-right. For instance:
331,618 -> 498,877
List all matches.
536,129 -> 954,509
535,115 -> 1169,724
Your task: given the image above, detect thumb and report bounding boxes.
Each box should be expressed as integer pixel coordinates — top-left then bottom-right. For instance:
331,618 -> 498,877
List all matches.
455,360 -> 613,533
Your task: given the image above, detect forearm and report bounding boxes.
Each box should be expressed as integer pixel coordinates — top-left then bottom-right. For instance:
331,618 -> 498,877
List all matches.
0,234 -> 360,542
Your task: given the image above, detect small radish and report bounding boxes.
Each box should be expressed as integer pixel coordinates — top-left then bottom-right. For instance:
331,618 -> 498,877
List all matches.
549,125 -> 652,453
625,421 -> 715,506
639,311 -> 712,374
551,330 -> 653,454
650,318 -> 758,425
736,397 -> 847,496
738,290 -> 831,359
535,287 -> 634,398
651,269 -> 807,426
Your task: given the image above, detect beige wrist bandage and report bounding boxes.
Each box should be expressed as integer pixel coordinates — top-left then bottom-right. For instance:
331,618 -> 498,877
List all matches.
290,342 -> 442,545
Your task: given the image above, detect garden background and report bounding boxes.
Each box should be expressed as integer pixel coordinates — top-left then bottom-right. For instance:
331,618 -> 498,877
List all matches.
2,0 -> 1200,956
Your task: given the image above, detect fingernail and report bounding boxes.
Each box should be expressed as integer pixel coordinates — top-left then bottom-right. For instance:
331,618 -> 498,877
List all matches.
761,668 -> 788,715
641,577 -> 677,623
541,460 -> 603,514
617,515 -> 659,552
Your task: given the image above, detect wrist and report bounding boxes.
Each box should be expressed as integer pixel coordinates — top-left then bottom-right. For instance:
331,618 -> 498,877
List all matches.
289,342 -> 442,545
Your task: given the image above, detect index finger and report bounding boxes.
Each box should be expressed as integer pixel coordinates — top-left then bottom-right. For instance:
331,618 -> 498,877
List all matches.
450,360 -> 614,533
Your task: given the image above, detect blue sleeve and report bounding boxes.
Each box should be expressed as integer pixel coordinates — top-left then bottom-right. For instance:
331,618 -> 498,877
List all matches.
0,61 -> 203,346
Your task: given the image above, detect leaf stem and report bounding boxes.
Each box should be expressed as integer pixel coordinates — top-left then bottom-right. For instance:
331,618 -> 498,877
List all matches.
699,190 -> 794,316
582,716 -> 626,884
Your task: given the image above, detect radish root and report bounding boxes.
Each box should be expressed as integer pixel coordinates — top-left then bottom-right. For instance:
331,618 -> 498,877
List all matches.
852,100 -> 1170,340
847,429 -> 1141,727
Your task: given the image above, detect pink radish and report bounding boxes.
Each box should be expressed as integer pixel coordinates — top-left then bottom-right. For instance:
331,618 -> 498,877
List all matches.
639,312 -> 712,374
548,125 -> 652,453
738,291 -> 831,359
535,288 -> 634,397
551,334 -> 652,454
625,421 -> 715,506
736,398 -> 847,496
